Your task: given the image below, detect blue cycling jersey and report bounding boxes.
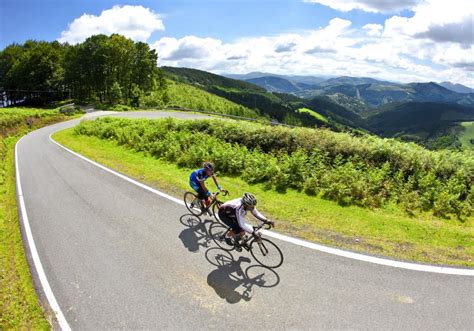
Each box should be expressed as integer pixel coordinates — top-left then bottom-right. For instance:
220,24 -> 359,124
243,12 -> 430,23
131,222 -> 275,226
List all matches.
190,168 -> 209,185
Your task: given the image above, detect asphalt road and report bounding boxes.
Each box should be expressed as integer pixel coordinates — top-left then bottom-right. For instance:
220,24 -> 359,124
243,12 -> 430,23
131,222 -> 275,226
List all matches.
17,111 -> 474,329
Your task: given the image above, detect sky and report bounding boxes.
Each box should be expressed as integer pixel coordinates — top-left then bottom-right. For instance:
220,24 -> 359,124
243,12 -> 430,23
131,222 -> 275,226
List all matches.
1,0 -> 473,87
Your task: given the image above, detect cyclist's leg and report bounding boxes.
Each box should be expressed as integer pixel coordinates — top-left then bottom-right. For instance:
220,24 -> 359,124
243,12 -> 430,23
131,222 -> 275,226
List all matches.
190,181 -> 205,200
196,186 -> 211,209
217,211 -> 240,244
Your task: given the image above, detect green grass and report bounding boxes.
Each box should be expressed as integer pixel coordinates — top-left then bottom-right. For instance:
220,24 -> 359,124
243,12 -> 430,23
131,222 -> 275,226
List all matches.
296,107 -> 328,123
142,80 -> 259,118
0,135 -> 50,329
53,127 -> 474,267
459,121 -> 474,150
0,108 -> 76,329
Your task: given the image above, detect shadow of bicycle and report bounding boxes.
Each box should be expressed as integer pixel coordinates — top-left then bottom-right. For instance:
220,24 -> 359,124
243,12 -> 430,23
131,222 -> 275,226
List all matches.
205,248 -> 280,304
178,213 -> 281,303
179,213 -> 219,252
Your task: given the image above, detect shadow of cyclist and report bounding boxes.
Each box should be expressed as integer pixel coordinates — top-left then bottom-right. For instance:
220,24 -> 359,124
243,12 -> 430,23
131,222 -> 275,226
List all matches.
178,214 -> 213,252
205,248 -> 280,304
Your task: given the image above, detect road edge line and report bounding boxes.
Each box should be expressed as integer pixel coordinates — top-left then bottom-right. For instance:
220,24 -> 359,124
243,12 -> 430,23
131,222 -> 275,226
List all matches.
15,135 -> 72,331
49,133 -> 474,276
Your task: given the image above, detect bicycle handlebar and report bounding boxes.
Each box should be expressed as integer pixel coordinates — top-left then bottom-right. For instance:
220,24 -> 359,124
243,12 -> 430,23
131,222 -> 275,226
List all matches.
254,220 -> 273,232
214,190 -> 229,197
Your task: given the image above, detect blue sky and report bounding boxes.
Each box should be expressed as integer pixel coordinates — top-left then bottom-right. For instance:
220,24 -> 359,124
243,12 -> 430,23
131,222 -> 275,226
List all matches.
1,0 -> 473,86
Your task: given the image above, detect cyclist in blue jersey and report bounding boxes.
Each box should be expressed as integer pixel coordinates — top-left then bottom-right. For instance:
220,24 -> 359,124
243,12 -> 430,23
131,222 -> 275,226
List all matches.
189,162 -> 226,210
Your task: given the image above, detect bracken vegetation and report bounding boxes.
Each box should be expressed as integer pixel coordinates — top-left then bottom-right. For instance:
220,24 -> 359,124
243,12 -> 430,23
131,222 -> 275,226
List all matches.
75,117 -> 473,219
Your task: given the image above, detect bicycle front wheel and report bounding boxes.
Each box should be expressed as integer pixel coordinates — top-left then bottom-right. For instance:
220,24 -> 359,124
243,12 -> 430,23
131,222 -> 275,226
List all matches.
209,222 -> 235,251
212,200 -> 223,221
184,192 -> 203,216
250,238 -> 283,268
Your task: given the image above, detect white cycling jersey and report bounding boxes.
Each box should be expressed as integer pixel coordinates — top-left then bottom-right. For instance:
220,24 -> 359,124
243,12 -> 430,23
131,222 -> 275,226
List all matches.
221,198 -> 267,233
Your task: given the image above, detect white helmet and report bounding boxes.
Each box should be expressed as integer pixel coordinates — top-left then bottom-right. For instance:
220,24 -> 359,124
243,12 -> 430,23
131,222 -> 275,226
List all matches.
242,192 -> 257,207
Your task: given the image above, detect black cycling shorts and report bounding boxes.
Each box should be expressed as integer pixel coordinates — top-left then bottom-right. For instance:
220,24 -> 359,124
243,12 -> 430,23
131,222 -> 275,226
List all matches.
218,209 -> 241,233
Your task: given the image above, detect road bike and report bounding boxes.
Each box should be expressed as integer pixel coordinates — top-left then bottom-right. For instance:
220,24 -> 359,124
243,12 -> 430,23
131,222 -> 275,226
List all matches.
209,221 -> 284,269
183,190 -> 229,219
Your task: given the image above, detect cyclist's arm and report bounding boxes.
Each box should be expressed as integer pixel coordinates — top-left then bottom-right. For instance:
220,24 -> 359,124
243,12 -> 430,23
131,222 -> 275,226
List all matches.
211,174 -> 222,190
236,206 -> 254,234
251,207 -> 268,223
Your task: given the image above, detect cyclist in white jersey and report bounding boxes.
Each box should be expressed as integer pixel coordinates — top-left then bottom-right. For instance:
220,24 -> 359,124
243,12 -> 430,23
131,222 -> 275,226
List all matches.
218,193 -> 274,248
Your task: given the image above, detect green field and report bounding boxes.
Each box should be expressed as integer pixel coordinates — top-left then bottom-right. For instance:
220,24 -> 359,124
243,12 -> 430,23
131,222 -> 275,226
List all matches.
142,80 -> 259,118
459,122 -> 474,150
296,107 -> 328,123
53,126 -> 474,267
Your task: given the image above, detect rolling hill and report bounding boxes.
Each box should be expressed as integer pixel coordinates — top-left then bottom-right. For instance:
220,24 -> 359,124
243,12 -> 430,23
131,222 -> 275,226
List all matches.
237,74 -> 474,109
439,82 -> 474,94
160,67 -> 474,150
366,102 -> 474,148
161,66 -> 346,129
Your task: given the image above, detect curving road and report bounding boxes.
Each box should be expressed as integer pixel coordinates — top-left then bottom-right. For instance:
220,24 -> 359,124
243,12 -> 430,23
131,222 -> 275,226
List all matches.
17,111 -> 474,330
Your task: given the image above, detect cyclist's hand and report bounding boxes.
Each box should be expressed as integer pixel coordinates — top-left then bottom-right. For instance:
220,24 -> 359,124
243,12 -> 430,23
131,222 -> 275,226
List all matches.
266,220 -> 275,228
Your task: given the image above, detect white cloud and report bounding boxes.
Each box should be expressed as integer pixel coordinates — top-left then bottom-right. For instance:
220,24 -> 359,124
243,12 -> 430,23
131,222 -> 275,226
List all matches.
156,36 -> 222,61
151,12 -> 473,87
303,0 -> 423,13
384,0 -> 473,43
363,23 -> 383,36
381,0 -> 474,71
60,3 -> 472,87
58,5 -> 164,44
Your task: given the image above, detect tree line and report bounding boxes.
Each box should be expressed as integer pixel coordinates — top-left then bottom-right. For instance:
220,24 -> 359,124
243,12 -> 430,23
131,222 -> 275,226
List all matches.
0,34 -> 165,106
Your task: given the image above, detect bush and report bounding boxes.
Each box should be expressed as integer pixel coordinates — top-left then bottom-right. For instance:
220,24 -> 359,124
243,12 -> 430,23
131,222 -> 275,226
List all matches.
73,117 -> 474,218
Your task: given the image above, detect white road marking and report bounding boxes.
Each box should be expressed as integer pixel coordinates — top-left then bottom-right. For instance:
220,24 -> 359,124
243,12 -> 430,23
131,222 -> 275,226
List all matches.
48,133 -> 474,276
15,135 -> 72,331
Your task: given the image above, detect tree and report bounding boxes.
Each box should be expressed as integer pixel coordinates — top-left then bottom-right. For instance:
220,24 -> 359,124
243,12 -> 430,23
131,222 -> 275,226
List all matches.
0,44 -> 24,104
0,34 -> 163,105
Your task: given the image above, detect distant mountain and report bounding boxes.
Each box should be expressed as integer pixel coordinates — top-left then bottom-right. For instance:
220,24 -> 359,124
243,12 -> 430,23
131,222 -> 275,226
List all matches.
226,72 -> 328,86
367,102 -> 474,141
317,76 -> 397,87
439,82 -> 474,94
326,93 -> 370,113
161,66 -> 474,150
231,73 -> 474,109
225,72 -> 278,80
161,66 -> 333,128
246,76 -> 301,93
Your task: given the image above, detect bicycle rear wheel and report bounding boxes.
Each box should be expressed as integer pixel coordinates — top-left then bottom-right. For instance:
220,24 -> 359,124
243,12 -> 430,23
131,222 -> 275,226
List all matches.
209,222 -> 235,251
249,238 -> 283,268
184,192 -> 203,216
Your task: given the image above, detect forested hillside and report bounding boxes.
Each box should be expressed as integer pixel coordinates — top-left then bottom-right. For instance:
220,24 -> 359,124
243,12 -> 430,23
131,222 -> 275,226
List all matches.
161,66 -> 331,128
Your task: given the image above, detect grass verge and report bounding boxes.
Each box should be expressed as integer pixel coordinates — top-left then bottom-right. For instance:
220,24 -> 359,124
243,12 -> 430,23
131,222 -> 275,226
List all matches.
53,127 -> 474,267
1,113 -> 77,329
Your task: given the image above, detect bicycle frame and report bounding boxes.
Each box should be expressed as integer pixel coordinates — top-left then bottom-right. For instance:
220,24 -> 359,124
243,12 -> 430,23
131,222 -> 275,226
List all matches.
229,221 -> 271,251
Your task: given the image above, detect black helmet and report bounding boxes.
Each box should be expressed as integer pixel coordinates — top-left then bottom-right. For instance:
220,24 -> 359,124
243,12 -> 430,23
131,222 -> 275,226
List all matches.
242,192 -> 257,207
203,161 -> 214,172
